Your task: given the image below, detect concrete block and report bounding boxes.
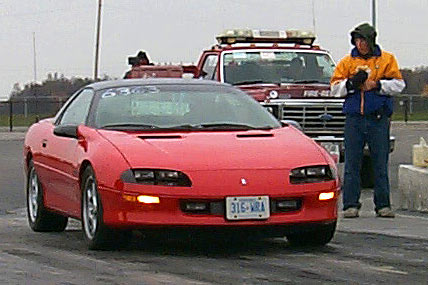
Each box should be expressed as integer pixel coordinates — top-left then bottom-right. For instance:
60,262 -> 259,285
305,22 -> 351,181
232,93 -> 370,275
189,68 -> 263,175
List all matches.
398,164 -> 428,212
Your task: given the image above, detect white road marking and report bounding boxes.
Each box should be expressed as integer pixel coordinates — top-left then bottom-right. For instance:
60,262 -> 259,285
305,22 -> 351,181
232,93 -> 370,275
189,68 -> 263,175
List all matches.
371,266 -> 408,275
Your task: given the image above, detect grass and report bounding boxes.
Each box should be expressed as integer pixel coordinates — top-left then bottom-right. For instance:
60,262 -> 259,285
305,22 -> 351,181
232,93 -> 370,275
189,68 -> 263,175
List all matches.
0,114 -> 54,127
391,112 -> 428,121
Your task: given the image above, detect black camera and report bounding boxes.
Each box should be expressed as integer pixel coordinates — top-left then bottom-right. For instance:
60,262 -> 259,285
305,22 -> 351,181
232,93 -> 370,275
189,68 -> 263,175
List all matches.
128,51 -> 150,66
128,56 -> 140,66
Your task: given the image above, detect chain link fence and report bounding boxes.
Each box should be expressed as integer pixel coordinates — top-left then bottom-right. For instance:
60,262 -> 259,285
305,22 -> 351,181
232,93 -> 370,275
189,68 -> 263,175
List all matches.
393,94 -> 428,122
0,94 -> 427,131
0,96 -> 67,131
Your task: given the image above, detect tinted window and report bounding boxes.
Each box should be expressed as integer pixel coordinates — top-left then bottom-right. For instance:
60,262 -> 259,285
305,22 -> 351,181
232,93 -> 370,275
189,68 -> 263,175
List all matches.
59,89 -> 94,125
223,50 -> 335,85
94,84 -> 280,130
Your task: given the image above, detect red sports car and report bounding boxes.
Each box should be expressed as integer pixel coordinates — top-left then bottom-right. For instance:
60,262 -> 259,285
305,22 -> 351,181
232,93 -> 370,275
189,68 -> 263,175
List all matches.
24,79 -> 339,249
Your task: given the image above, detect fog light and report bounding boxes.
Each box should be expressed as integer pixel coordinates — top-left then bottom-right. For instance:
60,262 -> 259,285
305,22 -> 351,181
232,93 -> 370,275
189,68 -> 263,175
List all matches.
137,195 -> 160,204
185,202 -> 208,211
319,192 -> 335,201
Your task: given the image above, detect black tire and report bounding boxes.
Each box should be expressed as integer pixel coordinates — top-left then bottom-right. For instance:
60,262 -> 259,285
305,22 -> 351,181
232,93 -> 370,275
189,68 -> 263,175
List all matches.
361,155 -> 374,189
286,222 -> 336,247
26,160 -> 68,232
81,166 -> 131,250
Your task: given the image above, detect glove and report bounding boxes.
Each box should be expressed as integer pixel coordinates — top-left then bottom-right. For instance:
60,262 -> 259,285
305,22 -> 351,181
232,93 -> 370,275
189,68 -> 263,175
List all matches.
346,70 -> 368,91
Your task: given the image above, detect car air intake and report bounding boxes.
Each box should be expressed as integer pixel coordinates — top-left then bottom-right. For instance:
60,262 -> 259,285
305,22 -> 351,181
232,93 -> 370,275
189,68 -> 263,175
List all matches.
139,135 -> 182,140
180,200 -> 224,215
236,133 -> 274,138
271,199 -> 302,213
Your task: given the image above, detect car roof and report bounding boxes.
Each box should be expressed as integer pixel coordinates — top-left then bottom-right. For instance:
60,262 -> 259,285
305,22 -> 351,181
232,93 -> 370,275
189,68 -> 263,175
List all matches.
88,78 -> 229,91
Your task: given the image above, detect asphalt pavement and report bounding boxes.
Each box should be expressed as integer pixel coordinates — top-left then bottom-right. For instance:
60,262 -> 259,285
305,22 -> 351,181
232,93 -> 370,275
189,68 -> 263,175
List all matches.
1,207 -> 428,284
1,124 -> 428,284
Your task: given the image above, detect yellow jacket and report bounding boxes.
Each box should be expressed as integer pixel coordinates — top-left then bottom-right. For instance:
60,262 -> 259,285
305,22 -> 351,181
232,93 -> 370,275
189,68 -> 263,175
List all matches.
330,46 -> 405,115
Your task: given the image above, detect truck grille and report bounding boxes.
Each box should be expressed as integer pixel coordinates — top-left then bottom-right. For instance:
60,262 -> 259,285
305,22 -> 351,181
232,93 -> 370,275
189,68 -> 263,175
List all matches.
263,99 -> 345,137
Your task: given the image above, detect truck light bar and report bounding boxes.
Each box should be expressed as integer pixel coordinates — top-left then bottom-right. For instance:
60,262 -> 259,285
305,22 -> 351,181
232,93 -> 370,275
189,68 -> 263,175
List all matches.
216,29 -> 316,45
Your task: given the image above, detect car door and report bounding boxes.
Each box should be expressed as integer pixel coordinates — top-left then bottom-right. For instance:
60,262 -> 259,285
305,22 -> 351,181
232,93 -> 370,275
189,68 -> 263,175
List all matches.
41,88 -> 94,217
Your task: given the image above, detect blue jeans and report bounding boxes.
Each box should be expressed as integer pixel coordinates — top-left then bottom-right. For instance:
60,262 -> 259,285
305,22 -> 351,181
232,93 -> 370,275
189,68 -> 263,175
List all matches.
342,113 -> 391,211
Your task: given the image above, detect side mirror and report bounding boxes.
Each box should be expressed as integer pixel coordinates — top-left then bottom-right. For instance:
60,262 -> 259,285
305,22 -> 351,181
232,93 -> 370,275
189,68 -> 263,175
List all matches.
53,125 -> 78,139
281,120 -> 303,132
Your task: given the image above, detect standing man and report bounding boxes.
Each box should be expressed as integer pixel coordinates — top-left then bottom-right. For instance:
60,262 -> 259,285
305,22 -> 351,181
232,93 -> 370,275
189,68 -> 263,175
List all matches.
331,23 -> 405,218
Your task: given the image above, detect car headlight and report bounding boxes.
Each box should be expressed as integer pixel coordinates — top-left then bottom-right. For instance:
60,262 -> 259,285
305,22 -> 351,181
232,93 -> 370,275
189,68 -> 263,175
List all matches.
289,165 -> 335,184
121,169 -> 192,186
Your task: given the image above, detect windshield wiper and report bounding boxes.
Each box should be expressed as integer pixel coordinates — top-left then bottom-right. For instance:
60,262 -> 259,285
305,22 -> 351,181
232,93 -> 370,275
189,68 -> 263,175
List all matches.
163,124 -> 203,130
101,123 -> 275,131
233,80 -> 266,86
100,123 -> 160,130
291,79 -> 329,84
199,123 -> 274,130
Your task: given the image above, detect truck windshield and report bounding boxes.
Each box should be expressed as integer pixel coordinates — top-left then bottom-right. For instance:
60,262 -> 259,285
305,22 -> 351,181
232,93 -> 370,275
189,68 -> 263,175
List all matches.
223,50 -> 335,85
94,84 -> 281,130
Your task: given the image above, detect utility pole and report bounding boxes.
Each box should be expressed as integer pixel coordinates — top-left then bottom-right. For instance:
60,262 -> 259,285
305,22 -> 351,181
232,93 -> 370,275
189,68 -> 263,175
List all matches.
94,0 -> 102,80
372,0 -> 376,30
33,32 -> 38,121
312,0 -> 316,34
33,32 -> 37,82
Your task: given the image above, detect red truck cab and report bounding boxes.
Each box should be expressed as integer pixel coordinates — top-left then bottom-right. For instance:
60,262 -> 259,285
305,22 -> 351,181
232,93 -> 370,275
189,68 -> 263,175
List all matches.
195,29 -> 335,101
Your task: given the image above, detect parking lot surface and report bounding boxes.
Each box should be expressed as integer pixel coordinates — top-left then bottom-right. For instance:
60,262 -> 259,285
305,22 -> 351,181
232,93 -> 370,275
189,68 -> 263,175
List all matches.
1,123 -> 427,284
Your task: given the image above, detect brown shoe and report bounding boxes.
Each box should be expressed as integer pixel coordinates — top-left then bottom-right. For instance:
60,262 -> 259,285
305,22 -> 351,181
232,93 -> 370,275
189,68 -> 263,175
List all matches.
343,208 -> 359,218
376,207 -> 395,218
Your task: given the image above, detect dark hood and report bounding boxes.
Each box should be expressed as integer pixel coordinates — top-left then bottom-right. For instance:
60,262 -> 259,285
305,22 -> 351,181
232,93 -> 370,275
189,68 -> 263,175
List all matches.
350,23 -> 377,53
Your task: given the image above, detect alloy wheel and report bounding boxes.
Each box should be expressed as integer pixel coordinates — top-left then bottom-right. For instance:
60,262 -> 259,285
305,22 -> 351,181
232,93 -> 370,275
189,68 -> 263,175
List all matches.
83,176 -> 98,240
28,168 -> 39,223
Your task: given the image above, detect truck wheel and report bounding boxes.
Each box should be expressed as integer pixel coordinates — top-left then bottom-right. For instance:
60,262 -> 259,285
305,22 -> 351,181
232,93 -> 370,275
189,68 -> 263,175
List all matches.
27,160 -> 68,232
361,156 -> 374,189
286,222 -> 336,247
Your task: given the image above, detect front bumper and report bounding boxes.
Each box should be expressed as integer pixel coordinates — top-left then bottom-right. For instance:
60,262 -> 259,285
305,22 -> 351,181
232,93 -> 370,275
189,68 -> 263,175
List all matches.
99,185 -> 340,230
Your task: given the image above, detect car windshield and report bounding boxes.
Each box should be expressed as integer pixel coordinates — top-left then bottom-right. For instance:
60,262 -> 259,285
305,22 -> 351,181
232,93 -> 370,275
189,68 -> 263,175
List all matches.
223,50 -> 335,85
94,84 -> 281,130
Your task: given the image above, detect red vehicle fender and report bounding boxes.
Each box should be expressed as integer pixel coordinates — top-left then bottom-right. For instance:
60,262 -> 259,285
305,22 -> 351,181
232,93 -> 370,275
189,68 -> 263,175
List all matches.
75,125 -> 131,191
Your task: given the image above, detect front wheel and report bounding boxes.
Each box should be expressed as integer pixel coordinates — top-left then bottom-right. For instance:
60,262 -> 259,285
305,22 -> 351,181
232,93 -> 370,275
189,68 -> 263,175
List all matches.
286,222 -> 336,247
27,160 -> 68,232
81,166 -> 131,250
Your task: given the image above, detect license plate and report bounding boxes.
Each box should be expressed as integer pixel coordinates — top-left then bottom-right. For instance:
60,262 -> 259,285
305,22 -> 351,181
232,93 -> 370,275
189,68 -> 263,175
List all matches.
226,196 -> 270,220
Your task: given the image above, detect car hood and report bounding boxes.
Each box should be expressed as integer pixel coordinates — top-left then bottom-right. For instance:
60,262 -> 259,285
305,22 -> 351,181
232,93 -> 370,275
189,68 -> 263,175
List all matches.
97,128 -> 327,171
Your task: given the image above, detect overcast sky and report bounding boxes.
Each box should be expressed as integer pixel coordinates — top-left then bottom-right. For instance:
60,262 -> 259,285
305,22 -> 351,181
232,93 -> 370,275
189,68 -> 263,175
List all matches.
1,0 -> 427,99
